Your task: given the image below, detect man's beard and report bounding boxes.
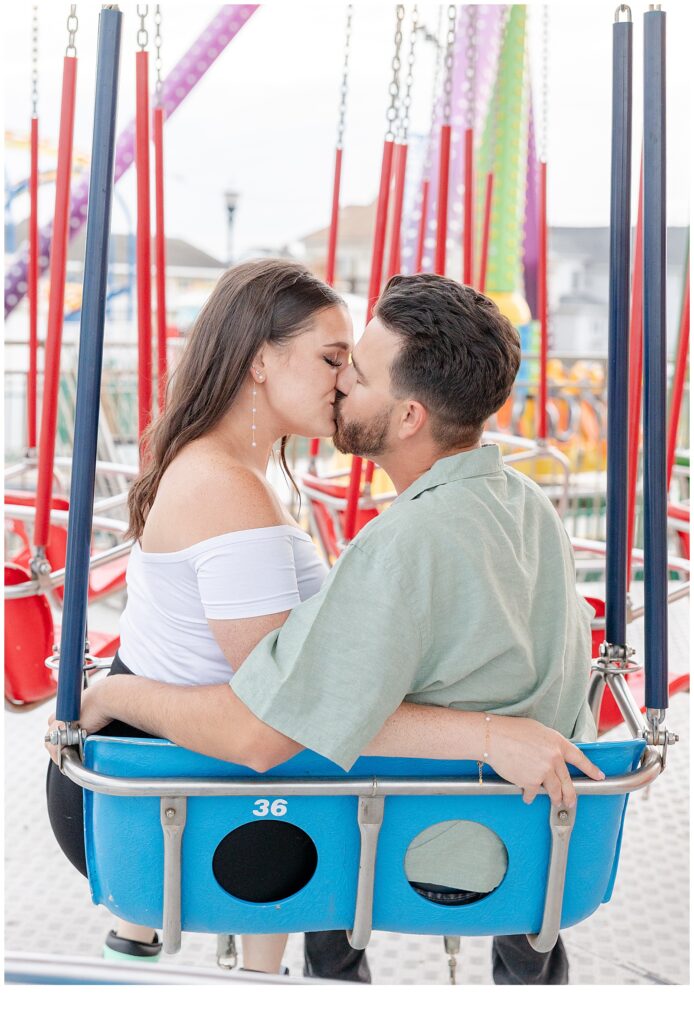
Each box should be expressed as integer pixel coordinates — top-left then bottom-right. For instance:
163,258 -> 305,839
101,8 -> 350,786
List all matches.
333,402 -> 393,459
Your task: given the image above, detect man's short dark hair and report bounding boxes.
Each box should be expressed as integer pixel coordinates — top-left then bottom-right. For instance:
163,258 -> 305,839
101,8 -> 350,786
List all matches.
375,274 -> 521,449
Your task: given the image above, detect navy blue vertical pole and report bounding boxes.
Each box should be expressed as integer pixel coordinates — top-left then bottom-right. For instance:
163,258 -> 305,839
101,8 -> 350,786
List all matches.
605,9 -> 632,650
56,7 -> 122,724
643,6 -> 668,713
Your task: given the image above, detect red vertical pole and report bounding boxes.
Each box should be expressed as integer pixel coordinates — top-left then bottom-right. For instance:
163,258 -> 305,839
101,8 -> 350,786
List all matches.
326,147 -> 343,287
415,177 -> 430,273
537,159 -> 549,440
136,49 -> 152,439
344,137 -> 394,542
153,104 -> 167,413
477,171 -> 494,292
386,141 -> 409,281
367,138 -> 395,317
33,56 -> 77,553
27,115 -> 39,450
434,124 -> 451,276
310,146 -> 344,460
463,127 -> 474,285
626,162 -> 644,582
666,269 -> 690,490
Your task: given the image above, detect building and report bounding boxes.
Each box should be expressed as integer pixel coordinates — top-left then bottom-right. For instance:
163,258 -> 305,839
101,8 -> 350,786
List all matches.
550,226 -> 689,358
297,210 -> 689,359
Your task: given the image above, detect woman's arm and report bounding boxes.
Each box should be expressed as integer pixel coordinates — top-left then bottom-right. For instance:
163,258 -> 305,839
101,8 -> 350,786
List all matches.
363,702 -> 604,807
208,612 -> 289,673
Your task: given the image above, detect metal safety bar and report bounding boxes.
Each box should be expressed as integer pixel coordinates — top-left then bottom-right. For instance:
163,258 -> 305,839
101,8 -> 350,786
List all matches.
4,541 -> 132,600
4,455 -> 139,482
60,746 -> 661,955
59,746 -> 662,799
5,506 -> 127,534
588,668 -> 648,739
570,536 -> 689,578
497,442 -> 571,518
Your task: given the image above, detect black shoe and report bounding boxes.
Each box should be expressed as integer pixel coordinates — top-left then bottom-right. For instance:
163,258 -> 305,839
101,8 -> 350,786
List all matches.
103,929 -> 162,963
240,966 -> 290,976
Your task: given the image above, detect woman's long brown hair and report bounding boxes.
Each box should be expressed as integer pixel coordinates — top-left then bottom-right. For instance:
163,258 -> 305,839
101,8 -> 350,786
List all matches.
127,258 -> 344,540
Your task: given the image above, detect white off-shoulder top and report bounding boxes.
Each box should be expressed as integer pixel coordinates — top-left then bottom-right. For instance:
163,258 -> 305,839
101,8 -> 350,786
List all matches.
118,525 -> 328,685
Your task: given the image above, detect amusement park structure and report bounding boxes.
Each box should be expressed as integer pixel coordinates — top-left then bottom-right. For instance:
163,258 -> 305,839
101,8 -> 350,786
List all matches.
3,2 -> 690,986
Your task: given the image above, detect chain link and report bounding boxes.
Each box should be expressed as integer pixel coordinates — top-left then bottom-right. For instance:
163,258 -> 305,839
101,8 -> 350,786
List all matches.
65,5 -> 78,58
489,5 -> 511,172
31,6 -> 38,117
336,5 -> 352,148
137,4 -> 149,50
154,4 -> 163,103
540,5 -> 549,162
399,5 -> 418,143
385,5 -> 405,141
442,4 -> 456,124
464,6 -> 477,130
423,6 -> 445,175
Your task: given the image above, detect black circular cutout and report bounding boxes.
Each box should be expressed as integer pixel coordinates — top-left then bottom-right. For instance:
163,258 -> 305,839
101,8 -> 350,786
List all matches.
212,819 -> 318,903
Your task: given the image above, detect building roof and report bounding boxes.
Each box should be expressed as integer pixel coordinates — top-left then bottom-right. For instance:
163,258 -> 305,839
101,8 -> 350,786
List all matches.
550,225 -> 689,266
300,201 -> 377,246
87,233 -> 226,270
11,220 -> 226,270
299,209 -> 689,268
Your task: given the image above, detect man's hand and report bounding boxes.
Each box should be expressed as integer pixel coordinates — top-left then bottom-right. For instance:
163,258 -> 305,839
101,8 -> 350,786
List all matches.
44,679 -> 114,765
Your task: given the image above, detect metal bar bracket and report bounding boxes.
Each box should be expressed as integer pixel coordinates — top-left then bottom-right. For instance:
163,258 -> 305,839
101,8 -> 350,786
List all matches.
160,796 -> 187,954
527,803 -> 576,953
347,795 -> 385,950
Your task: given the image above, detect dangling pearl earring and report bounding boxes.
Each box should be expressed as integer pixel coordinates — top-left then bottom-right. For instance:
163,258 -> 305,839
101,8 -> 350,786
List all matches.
252,373 -> 264,448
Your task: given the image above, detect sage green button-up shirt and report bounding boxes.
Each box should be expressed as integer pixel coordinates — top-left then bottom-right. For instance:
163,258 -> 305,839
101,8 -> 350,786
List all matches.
231,444 -> 596,892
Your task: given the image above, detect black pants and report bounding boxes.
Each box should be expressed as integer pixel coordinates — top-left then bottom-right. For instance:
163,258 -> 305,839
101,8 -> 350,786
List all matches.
410,883 -> 568,985
45,654 -> 565,984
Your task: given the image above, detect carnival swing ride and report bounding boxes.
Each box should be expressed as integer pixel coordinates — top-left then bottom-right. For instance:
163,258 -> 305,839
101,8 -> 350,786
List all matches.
3,1 -> 690,985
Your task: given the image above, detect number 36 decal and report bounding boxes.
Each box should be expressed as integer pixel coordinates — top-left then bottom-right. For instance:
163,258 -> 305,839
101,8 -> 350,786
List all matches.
252,799 -> 288,818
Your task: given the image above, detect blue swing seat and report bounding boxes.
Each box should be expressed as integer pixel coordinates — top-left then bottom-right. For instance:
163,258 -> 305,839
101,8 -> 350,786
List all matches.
83,737 -> 645,940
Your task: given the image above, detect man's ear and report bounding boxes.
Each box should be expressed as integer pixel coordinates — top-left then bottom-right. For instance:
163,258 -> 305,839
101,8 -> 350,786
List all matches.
397,400 -> 428,440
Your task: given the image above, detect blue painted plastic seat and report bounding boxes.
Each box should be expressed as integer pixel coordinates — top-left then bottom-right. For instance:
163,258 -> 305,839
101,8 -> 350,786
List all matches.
84,737 -> 644,938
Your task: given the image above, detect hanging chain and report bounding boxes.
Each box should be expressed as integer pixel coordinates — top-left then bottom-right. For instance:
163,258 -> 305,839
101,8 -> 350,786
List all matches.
385,5 -> 405,141
442,4 -> 457,125
423,6 -> 445,176
31,6 -> 39,117
540,5 -> 549,162
490,5 -> 510,172
336,4 -> 352,149
137,4 -> 149,51
154,4 -> 163,103
464,5 -> 477,131
65,5 -> 78,58
399,5 -> 418,144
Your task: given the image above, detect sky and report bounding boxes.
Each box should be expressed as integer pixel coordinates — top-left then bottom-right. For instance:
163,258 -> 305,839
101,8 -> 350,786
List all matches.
3,0 -> 692,264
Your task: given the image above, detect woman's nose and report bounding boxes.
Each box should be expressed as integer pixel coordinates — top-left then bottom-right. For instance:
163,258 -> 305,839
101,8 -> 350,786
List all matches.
336,363 -> 355,394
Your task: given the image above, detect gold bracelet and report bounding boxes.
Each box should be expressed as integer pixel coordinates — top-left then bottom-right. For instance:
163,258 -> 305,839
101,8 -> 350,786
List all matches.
477,714 -> 492,785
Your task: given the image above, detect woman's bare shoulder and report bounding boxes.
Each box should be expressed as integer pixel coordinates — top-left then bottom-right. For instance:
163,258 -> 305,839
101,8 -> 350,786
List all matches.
141,442 -> 288,552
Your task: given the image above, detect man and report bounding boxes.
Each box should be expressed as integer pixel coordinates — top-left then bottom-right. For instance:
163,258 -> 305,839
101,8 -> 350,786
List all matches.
52,275 -> 598,984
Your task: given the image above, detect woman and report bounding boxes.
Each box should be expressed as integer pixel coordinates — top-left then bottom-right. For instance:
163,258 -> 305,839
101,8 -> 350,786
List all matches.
47,258 -> 600,975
